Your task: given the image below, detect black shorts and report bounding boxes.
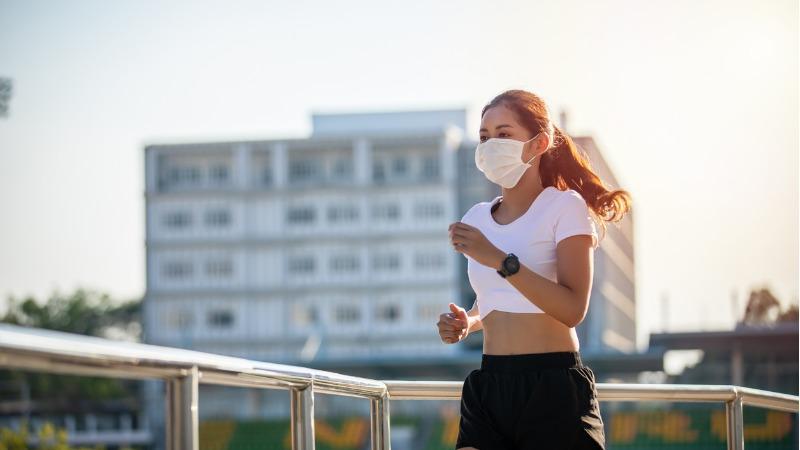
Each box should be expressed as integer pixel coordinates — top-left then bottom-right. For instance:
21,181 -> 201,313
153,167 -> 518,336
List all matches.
455,351 -> 606,450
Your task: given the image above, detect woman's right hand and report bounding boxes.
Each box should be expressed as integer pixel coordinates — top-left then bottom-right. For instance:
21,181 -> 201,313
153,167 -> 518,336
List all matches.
438,302 -> 470,344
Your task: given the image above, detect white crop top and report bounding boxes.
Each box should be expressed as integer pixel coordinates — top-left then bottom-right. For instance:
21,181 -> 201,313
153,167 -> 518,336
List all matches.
461,186 -> 599,320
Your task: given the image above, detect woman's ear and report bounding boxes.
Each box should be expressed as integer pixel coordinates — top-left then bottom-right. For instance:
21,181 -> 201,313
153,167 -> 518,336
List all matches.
537,132 -> 555,158
544,132 -> 554,152
525,133 -> 548,159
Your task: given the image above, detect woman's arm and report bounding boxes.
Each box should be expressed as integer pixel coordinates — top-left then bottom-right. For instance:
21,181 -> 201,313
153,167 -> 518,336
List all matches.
490,234 -> 594,328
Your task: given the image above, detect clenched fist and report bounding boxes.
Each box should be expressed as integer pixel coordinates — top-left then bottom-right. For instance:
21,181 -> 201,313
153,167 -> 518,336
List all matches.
438,302 -> 470,344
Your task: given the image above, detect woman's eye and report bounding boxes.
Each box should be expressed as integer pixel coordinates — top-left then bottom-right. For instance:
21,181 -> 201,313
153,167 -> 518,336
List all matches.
498,132 -> 510,138
479,136 -> 487,142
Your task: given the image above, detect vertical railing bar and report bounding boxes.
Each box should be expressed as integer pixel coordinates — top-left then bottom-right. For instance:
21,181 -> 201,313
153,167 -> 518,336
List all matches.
370,397 -> 379,450
164,377 -> 178,450
184,365 -> 200,450
725,389 -> 744,450
290,386 -> 315,450
165,366 -> 199,450
370,395 -> 391,450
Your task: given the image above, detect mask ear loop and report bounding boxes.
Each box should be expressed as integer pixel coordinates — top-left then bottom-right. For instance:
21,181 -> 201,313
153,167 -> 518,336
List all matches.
523,132 -> 544,164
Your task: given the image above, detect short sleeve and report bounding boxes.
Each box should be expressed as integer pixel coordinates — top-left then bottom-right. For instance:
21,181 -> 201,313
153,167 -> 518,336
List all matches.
459,202 -> 482,225
458,203 -> 482,260
554,192 -> 599,250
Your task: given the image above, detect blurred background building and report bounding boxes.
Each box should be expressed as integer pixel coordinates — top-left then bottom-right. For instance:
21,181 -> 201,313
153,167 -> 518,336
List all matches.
142,109 -> 469,364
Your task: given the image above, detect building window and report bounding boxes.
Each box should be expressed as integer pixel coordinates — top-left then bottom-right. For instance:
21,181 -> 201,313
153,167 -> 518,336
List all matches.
329,254 -> 359,273
372,253 -> 400,271
292,304 -> 318,326
187,167 -> 202,183
207,310 -> 234,328
372,162 -> 386,183
421,156 -> 440,180
332,158 -> 352,180
288,256 -> 315,274
167,309 -> 194,329
167,167 -> 179,184
262,167 -> 273,186
371,203 -> 400,220
287,206 -> 316,224
286,206 -> 316,224
163,211 -> 192,229
205,209 -> 231,227
205,259 -> 233,278
209,164 -> 229,183
335,305 -> 361,323
327,205 -> 359,223
289,159 -> 321,183
414,252 -> 445,270
162,261 -> 193,279
375,304 -> 401,322
414,202 -> 444,219
168,166 -> 202,185
391,157 -> 408,176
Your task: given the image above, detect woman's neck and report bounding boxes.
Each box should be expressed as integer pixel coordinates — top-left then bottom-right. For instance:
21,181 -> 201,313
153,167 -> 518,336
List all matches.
498,179 -> 545,214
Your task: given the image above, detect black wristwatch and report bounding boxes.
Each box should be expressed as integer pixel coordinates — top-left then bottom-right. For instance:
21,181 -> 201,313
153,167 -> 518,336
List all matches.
496,253 -> 520,278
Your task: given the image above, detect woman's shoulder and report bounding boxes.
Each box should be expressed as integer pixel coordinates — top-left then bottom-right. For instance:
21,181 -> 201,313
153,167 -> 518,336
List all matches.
460,196 -> 500,222
551,186 -> 589,206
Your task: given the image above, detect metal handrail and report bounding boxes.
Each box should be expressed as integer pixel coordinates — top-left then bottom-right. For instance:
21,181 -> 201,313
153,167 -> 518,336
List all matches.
0,323 -> 796,450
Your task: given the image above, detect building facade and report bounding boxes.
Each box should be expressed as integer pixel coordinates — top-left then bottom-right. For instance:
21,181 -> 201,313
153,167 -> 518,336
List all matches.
143,112 -> 468,363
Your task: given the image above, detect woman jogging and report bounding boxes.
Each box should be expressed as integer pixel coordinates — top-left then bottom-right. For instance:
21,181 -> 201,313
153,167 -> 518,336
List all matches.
439,89 -> 632,450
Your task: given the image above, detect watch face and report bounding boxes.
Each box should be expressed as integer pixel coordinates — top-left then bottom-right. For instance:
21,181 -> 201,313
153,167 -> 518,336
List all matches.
504,254 -> 519,272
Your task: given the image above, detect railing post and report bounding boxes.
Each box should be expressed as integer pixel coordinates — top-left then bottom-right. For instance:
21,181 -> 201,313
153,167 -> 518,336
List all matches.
165,365 -> 199,450
370,395 -> 391,450
725,390 -> 744,450
290,386 -> 315,450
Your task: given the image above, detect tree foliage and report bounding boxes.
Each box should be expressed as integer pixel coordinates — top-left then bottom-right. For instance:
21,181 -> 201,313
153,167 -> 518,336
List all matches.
742,286 -> 798,326
0,289 -> 142,403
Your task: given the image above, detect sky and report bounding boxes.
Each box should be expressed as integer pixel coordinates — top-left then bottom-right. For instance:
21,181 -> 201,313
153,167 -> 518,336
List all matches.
0,0 -> 797,351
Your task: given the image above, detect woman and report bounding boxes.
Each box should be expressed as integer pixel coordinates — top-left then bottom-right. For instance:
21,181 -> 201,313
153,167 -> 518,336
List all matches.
439,89 -> 632,450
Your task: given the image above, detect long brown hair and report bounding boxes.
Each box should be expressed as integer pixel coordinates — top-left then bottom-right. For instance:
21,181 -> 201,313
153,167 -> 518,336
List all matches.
481,89 -> 632,241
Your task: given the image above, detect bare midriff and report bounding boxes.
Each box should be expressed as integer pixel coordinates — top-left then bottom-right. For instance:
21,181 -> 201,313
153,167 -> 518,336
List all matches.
481,310 -> 579,355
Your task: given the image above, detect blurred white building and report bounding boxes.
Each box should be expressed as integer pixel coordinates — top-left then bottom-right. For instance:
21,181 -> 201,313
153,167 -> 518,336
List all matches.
143,110 -> 473,363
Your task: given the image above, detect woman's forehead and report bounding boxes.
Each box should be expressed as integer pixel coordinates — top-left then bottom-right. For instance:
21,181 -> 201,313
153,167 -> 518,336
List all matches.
480,105 -> 520,129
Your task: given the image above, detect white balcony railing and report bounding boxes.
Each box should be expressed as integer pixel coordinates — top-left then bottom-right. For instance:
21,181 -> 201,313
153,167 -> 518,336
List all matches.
0,323 -> 796,450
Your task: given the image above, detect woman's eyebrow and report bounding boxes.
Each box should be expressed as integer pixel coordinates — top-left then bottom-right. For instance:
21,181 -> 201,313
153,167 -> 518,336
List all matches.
478,124 -> 514,132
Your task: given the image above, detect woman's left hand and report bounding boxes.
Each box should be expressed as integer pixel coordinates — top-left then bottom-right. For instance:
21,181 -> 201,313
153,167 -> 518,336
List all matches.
448,222 -> 505,269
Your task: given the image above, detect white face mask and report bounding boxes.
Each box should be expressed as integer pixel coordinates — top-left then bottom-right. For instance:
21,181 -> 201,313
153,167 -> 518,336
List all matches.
474,133 -> 542,188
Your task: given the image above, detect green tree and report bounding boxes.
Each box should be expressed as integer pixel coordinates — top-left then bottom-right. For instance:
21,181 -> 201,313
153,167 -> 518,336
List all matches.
2,288 -> 140,338
0,288 -> 142,401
